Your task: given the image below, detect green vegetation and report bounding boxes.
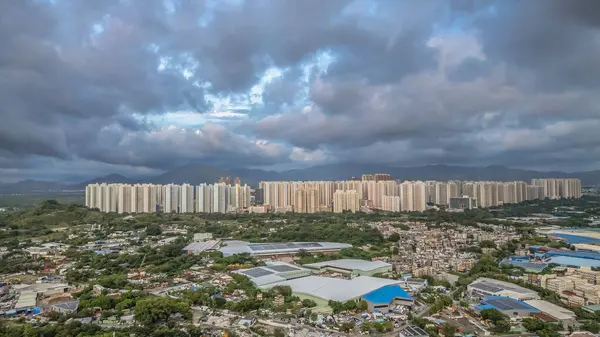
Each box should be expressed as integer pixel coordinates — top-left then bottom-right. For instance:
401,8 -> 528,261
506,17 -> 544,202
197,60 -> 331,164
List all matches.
522,317 -> 561,337
328,299 -> 368,313
479,308 -> 511,333
133,296 -> 192,325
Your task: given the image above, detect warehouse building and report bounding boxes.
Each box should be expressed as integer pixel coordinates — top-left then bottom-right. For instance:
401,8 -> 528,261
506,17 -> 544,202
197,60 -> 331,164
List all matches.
182,240 -> 220,255
360,284 -> 414,313
524,300 -> 577,329
467,278 -> 540,301
399,325 -> 429,337
262,275 -> 413,313
233,261 -> 312,287
219,240 -> 352,258
472,296 -> 539,317
303,259 -> 392,276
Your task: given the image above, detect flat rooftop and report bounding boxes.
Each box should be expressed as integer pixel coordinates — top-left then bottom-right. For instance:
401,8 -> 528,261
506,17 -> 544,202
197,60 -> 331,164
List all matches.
476,296 -> 539,312
233,261 -> 311,286
525,300 -> 576,320
469,278 -> 539,300
220,241 -> 352,256
182,240 -> 220,253
303,259 -> 391,272
261,275 -> 403,302
400,325 -> 429,337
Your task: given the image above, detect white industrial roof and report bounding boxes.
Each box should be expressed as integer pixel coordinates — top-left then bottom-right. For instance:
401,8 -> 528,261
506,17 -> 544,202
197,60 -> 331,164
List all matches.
14,291 -> 37,310
182,240 -> 220,253
233,261 -> 310,287
469,277 -> 539,300
261,275 -> 402,302
220,241 -> 352,256
304,259 -> 391,272
524,300 -> 576,320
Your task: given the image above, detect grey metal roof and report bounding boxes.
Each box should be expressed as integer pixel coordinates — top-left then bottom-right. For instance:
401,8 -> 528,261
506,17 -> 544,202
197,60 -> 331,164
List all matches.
400,325 -> 429,337
304,259 -> 391,272
524,300 -> 576,320
234,261 -> 311,287
220,241 -> 352,256
469,277 -> 539,299
182,240 -> 220,253
52,300 -> 79,311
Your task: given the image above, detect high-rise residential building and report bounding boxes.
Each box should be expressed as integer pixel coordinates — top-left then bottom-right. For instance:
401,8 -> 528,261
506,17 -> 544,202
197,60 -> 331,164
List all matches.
532,178 -> 582,199
117,184 -> 131,214
333,190 -> 360,213
362,173 -> 392,182
85,176 -> 582,215
425,181 -> 437,204
164,184 -> 181,213
254,188 -> 264,205
527,185 -> 544,200
382,195 -> 401,212
413,181 -> 427,212
196,183 -> 212,213
294,188 -> 318,213
181,184 -> 194,213
234,177 -> 241,186
399,181 -> 426,211
435,182 -> 449,206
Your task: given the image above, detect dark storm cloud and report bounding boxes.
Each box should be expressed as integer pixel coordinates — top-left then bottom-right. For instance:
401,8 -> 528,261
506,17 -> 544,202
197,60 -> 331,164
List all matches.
1,0 -> 600,181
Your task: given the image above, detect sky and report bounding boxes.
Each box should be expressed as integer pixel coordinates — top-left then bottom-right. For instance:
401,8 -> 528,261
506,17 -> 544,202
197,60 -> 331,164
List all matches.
1,0 -> 600,183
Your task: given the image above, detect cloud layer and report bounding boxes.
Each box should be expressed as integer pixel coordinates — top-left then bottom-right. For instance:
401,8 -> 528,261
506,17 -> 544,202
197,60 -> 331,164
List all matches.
1,0 -> 600,181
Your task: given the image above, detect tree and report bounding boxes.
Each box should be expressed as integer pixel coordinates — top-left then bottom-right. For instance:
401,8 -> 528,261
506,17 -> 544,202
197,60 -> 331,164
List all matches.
301,299 -> 317,308
343,300 -> 357,311
96,274 -> 129,289
146,224 -> 162,236
581,321 -> 600,333
522,317 -> 545,332
133,296 -> 191,325
491,319 -> 511,333
480,240 -> 497,249
443,323 -> 457,337
273,285 -> 292,297
388,233 -> 400,242
328,300 -> 344,314
357,299 -> 368,311
340,322 -> 355,333
273,328 -> 285,337
479,308 -> 507,322
214,297 -> 227,308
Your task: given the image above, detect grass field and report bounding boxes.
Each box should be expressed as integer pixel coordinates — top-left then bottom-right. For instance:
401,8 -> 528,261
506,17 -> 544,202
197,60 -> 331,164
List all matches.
0,192 -> 85,208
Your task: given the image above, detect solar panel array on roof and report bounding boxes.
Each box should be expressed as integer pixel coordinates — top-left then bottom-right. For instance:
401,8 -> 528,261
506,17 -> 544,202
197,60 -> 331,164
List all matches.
400,325 -> 429,337
487,298 -> 532,310
268,265 -> 300,272
248,242 -> 323,251
240,268 -> 274,278
472,283 -> 504,293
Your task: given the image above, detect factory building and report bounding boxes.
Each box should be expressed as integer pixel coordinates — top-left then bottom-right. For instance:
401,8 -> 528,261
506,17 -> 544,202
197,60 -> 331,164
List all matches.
303,259 -> 392,276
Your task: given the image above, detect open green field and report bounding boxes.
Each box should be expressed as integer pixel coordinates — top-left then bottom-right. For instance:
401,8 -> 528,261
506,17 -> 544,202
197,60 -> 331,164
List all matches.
0,192 -> 84,208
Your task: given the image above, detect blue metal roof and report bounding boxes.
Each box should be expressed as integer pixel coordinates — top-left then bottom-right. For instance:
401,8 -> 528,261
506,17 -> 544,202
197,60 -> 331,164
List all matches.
545,250 -> 600,261
361,285 -> 413,304
480,296 -> 539,312
549,256 -> 600,268
475,304 -> 495,311
551,234 -> 600,244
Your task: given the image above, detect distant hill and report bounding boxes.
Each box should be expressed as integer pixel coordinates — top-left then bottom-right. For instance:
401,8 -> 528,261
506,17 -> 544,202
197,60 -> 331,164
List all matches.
68,174 -> 137,190
1,163 -> 600,193
151,163 -> 232,185
0,179 -> 65,193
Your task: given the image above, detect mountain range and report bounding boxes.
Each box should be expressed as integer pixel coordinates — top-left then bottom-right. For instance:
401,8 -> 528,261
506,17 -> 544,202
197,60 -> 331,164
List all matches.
1,163 -> 599,193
